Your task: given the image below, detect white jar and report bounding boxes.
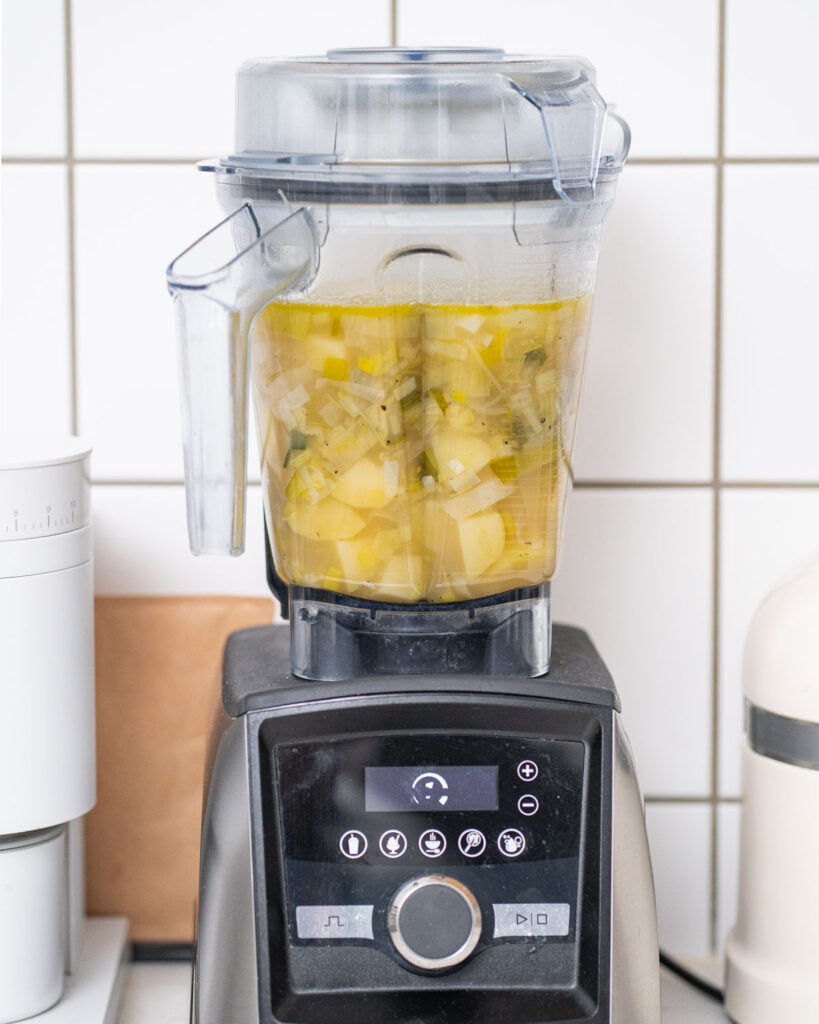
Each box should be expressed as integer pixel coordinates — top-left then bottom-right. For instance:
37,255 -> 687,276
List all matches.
0,828 -> 66,1023
725,554 -> 819,1021
0,437 -> 96,1021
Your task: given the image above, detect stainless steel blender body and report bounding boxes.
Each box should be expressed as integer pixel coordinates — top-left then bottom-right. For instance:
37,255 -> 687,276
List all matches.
192,625 -> 660,1024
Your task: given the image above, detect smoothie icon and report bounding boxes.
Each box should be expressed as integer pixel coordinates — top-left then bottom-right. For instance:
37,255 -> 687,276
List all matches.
339,830 -> 367,859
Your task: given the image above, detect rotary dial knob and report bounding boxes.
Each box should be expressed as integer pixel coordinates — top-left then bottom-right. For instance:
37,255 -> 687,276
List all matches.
387,875 -> 482,972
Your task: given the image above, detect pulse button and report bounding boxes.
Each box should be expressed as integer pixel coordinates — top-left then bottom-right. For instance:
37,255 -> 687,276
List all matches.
387,876 -> 482,972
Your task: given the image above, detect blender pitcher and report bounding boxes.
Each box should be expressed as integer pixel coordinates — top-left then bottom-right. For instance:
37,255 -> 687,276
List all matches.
167,48 -> 629,680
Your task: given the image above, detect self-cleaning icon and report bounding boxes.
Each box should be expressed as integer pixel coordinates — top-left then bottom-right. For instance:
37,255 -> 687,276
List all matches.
497,828 -> 526,858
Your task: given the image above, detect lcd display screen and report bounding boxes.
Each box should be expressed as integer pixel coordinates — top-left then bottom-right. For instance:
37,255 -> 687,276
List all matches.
364,765 -> 499,812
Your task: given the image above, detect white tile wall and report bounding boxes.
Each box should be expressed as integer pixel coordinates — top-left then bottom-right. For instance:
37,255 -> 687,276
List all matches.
718,489 -> 819,796
716,803 -> 741,948
1,0 -> 66,157
93,484 -> 271,596
397,0 -> 719,158
725,0 -> 819,157
4,0 -> 819,960
574,166 -> 716,482
74,165 -> 222,480
72,0 -> 391,158
721,165 -> 819,481
1,165 -> 72,434
646,803 -> 712,956
553,489 -> 713,797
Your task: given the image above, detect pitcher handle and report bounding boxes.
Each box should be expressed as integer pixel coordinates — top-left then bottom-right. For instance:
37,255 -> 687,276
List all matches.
507,67 -> 629,204
167,204 -> 317,555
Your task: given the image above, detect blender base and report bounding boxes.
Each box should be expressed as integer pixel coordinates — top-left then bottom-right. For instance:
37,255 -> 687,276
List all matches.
193,622 -> 660,1024
287,583 -> 552,680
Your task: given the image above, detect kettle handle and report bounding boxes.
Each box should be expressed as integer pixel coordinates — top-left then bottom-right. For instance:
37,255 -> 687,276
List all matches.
167,204 -> 317,555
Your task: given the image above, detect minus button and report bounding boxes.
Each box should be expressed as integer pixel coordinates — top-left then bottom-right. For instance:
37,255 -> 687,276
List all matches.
517,794 -> 540,816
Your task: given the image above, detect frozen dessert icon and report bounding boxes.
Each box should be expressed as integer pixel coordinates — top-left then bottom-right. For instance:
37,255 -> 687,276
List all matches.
339,830 -> 368,860
497,828 -> 526,858
458,828 -> 487,858
419,829 -> 447,858
379,829 -> 408,859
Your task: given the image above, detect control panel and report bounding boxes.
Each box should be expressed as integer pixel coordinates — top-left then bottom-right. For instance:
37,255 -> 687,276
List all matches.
275,734 -> 584,972
251,696 -> 610,1024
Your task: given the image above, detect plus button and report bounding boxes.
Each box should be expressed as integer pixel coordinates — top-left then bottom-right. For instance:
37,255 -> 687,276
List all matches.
517,760 -> 539,782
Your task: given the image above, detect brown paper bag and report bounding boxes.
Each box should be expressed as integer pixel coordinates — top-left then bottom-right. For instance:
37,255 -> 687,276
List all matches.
86,596 -> 274,941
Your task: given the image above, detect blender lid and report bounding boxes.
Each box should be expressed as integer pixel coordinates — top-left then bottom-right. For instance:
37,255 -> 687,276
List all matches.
205,47 -> 630,203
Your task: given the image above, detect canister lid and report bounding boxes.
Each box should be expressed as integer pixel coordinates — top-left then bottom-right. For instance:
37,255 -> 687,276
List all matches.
205,48 -> 630,203
0,434 -> 90,471
0,435 -> 91,550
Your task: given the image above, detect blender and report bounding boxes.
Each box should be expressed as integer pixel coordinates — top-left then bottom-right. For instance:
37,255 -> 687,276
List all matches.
168,48 -> 660,1024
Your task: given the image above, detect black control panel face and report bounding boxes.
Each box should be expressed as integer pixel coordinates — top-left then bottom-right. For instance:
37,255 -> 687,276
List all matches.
255,701 -> 609,1024
276,735 -> 584,873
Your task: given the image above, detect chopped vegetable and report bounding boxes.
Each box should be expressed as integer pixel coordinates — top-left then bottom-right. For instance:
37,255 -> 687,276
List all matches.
334,457 -> 394,508
442,475 -> 513,521
250,297 -> 591,601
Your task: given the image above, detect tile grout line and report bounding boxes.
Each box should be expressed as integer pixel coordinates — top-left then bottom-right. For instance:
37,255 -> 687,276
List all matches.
644,795 -> 741,805
87,478 -> 819,489
84,477 -> 819,489
709,0 -> 728,956
64,0 -> 79,435
91,479 -> 263,487
575,480 -> 819,490
390,0 -> 398,46
5,154 -> 819,167
1,156 -> 201,165
644,796 -> 715,805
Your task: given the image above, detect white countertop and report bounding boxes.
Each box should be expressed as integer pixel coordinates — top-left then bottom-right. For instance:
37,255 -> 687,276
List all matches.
29,918 -> 129,1024
116,961 -> 729,1023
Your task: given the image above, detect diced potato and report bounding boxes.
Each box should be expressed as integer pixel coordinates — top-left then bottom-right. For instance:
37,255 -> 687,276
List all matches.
335,537 -> 382,580
285,496 -> 366,541
455,511 -> 506,577
431,431 -> 492,483
424,507 -> 506,578
377,552 -> 425,601
277,535 -> 337,582
333,456 -> 395,509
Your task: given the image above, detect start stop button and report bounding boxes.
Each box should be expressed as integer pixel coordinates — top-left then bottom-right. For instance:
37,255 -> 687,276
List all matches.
387,875 -> 482,972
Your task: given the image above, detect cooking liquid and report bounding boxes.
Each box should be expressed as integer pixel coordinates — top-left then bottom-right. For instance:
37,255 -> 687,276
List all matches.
251,297 -> 591,603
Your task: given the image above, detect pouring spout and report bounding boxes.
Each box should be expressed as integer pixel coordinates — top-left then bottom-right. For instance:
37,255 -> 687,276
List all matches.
167,204 -> 317,555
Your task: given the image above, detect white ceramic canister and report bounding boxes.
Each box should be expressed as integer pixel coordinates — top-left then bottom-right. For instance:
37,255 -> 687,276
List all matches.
0,828 -> 66,1023
725,554 -> 819,1021
0,437 -> 95,1021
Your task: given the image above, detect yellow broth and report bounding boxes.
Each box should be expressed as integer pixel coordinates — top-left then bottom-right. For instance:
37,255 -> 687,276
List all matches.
250,298 -> 591,602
